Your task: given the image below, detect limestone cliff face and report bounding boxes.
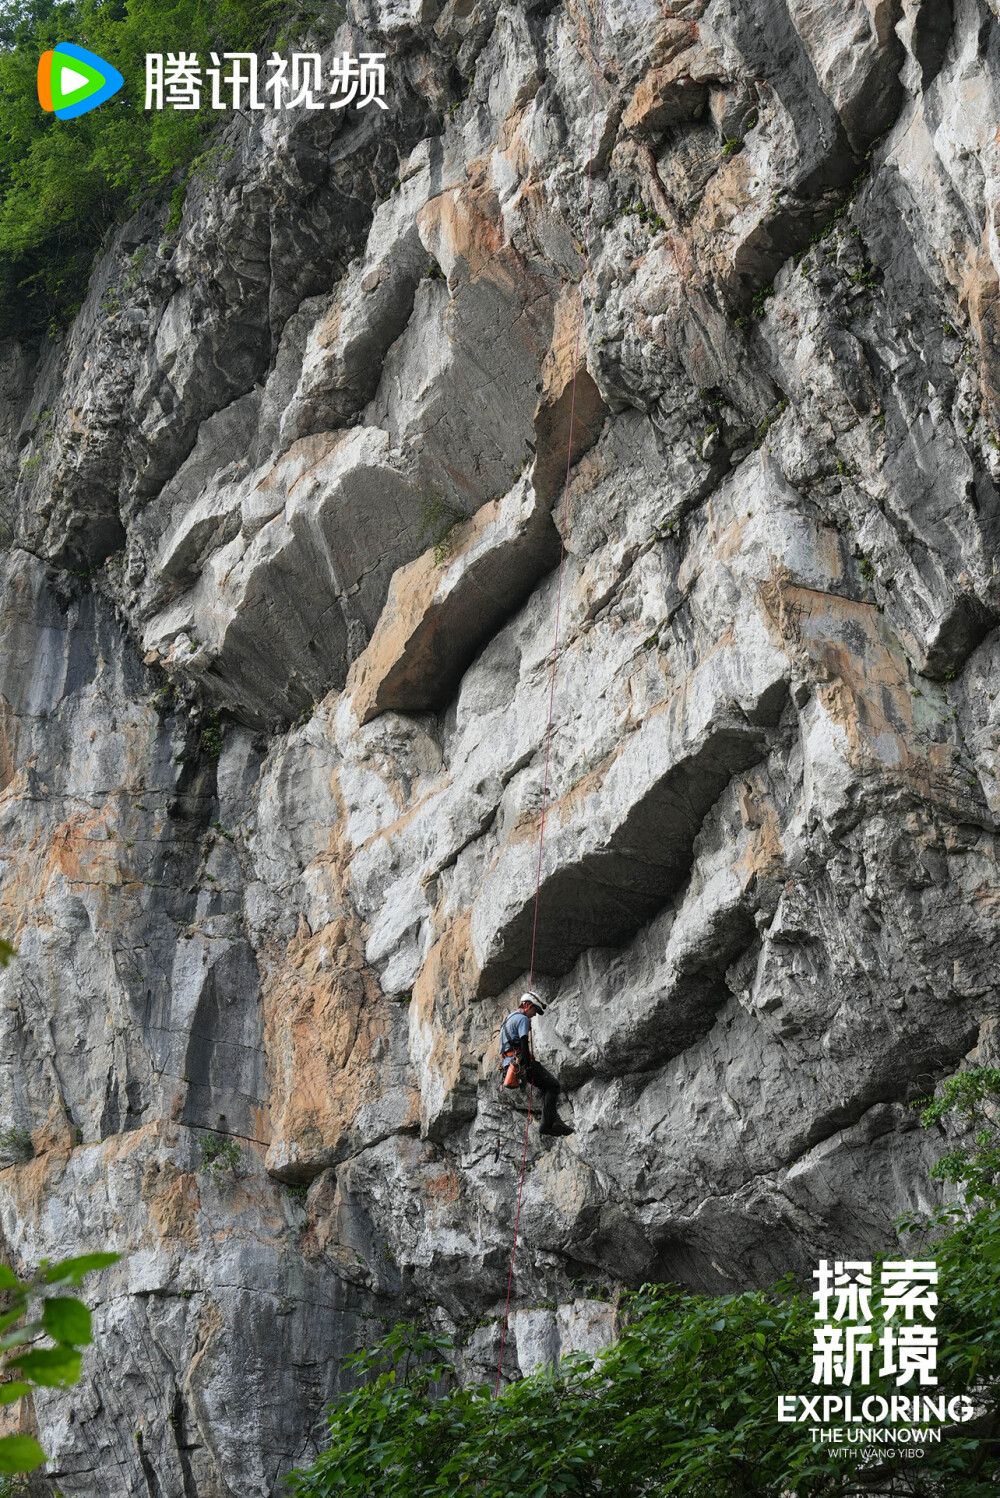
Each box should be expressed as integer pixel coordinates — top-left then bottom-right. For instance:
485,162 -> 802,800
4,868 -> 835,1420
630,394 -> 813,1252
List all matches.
2,0 -> 1000,1491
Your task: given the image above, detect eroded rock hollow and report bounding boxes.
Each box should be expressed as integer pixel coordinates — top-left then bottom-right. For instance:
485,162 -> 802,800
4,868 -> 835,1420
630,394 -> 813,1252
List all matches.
3,0 -> 1000,1491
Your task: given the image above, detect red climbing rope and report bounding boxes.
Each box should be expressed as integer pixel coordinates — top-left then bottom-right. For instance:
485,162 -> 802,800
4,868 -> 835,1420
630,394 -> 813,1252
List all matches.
527,0 -> 607,994
493,1076 -> 533,1399
494,0 -> 606,1400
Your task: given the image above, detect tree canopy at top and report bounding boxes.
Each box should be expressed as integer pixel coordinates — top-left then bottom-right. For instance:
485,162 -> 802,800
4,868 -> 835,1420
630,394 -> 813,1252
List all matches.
0,0 -> 334,336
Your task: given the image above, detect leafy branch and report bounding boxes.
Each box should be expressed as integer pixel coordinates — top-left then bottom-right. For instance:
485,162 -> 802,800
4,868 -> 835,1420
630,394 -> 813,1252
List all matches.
917,1067 -> 1000,1209
0,1252 -> 119,1476
199,1132 -> 241,1176
289,1071 -> 1000,1497
416,496 -> 470,567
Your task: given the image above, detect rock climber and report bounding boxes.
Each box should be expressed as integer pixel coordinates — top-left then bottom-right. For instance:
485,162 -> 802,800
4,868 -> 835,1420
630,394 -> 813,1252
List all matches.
499,991 -> 573,1137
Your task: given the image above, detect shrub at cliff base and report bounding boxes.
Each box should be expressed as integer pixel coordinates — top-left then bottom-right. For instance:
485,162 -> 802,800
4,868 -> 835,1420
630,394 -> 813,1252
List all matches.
0,1 -> 339,336
288,1072 -> 1000,1498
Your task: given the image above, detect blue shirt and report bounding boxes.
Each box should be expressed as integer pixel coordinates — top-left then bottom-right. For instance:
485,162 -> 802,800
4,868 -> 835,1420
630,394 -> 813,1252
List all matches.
500,1011 -> 530,1052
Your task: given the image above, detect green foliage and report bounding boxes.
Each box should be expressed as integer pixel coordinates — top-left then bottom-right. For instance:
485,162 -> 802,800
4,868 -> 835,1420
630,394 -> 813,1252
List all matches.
288,1296 -> 827,1498
290,1070 -> 1000,1498
274,0 -> 343,50
751,282 -> 774,318
754,397 -> 788,449
0,937 -> 13,966
149,680 -> 180,710
0,1251 -> 119,1473
919,1067 -> 1000,1204
0,0 -> 291,337
0,1125 -> 33,1160
198,1132 -> 240,1175
201,709 -> 223,761
617,200 -> 666,233
164,177 -> 186,235
416,496 -> 469,567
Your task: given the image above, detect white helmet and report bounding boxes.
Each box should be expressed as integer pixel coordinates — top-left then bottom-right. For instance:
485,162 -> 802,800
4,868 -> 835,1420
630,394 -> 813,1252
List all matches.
519,991 -> 545,1013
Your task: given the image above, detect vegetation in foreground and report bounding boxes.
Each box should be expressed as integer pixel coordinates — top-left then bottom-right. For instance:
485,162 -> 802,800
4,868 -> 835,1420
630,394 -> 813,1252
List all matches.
0,938 -> 121,1479
287,1071 -> 1000,1498
0,1253 -> 119,1475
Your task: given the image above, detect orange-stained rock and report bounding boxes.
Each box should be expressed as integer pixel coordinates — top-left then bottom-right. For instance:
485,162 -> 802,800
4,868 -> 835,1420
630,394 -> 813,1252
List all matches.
532,283 -> 609,503
409,914 -> 482,1138
963,233 -> 1000,422
346,476 -> 559,725
622,51 -> 716,136
262,914 -> 417,1182
768,580 -> 990,821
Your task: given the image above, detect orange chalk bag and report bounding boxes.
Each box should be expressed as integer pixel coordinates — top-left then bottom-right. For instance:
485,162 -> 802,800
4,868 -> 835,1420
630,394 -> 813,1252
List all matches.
500,1051 -> 522,1089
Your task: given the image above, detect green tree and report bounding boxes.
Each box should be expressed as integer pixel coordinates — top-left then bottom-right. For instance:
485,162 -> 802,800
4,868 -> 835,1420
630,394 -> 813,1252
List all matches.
0,0 -> 343,336
288,1071 -> 1000,1498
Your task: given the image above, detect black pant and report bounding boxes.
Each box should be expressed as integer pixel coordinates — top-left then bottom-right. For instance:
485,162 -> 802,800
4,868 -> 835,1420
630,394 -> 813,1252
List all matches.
524,1058 -> 560,1130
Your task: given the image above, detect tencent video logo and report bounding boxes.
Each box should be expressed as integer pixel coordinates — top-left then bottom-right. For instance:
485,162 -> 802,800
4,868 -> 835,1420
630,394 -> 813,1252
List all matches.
37,43 -> 124,119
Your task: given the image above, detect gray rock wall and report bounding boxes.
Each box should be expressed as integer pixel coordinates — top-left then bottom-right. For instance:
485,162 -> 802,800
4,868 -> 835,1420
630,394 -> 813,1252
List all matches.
2,0 -> 1000,1491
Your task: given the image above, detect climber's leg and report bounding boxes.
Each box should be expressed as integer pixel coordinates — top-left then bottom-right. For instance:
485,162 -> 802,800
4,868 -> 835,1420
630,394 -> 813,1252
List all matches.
525,1060 -> 572,1134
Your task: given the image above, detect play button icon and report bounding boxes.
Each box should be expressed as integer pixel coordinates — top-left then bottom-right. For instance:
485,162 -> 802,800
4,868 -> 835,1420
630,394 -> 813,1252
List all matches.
61,68 -> 90,96
38,43 -> 125,120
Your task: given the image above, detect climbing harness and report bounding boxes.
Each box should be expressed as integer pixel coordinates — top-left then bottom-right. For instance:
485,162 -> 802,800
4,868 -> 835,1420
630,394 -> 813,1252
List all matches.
492,0 -> 606,1401
496,992 -> 544,1088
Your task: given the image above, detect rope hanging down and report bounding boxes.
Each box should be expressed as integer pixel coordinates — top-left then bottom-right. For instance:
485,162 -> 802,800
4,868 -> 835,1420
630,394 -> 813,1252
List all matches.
493,0 -> 607,1400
